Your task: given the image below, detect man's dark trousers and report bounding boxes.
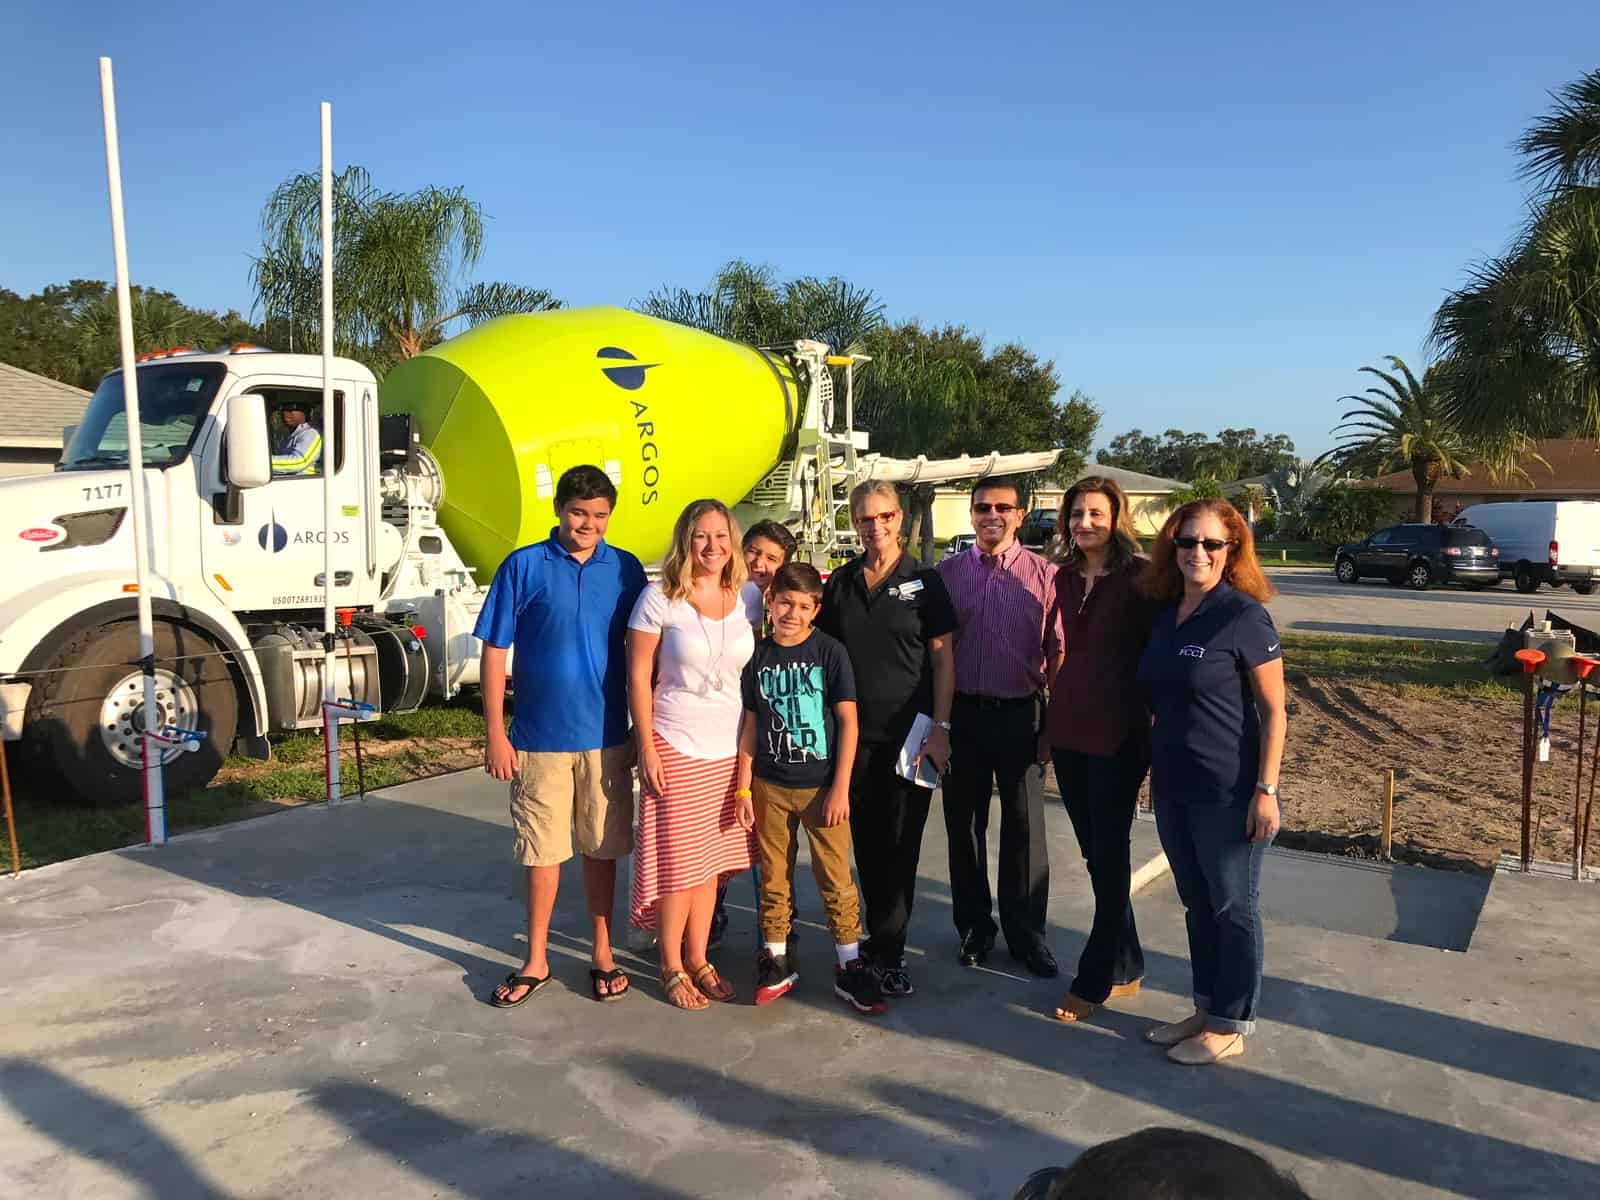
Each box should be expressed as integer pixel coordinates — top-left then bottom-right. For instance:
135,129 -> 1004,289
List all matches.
850,740 -> 932,964
943,693 -> 1049,952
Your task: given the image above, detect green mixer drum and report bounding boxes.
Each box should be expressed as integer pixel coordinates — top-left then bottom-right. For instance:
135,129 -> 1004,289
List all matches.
380,306 -> 796,576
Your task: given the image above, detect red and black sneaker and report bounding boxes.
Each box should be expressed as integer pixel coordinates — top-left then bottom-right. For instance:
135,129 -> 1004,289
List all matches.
755,950 -> 798,1006
834,958 -> 888,1015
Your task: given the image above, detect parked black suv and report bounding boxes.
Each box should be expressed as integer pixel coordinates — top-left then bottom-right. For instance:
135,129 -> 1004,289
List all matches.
1019,508 -> 1057,549
1335,523 -> 1499,590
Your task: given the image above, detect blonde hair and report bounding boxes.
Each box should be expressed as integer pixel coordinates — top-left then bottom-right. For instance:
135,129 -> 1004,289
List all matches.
661,499 -> 748,600
849,479 -> 901,518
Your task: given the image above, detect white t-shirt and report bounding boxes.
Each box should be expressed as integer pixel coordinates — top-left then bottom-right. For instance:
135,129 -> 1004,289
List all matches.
628,580 -> 763,760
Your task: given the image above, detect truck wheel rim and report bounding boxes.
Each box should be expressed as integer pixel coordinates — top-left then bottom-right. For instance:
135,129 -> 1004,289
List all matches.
1411,566 -> 1428,586
99,669 -> 200,769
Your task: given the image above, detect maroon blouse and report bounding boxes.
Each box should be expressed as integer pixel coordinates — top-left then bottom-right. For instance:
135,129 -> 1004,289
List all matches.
1045,556 -> 1157,756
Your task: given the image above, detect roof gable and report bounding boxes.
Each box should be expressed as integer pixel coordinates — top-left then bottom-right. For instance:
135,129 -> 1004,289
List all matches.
0,361 -> 92,449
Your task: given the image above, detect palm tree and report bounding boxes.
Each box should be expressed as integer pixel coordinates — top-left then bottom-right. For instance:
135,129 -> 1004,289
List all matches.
855,351 -> 979,562
251,166 -> 558,369
1432,70 -> 1600,441
1315,357 -> 1485,523
636,260 -> 884,353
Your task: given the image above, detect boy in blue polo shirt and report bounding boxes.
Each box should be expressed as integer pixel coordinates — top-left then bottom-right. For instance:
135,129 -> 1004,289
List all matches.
475,465 -> 647,1008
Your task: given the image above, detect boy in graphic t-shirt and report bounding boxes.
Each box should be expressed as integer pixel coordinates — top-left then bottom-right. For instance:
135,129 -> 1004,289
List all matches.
735,563 -> 885,1015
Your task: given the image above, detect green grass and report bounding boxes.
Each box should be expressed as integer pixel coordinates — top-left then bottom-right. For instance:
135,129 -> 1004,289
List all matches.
2,693 -> 500,872
1282,632 -> 1520,701
1261,542 -> 1334,568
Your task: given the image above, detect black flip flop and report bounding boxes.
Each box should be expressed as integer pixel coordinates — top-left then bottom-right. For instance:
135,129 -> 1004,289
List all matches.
491,971 -> 551,1009
590,967 -> 630,1003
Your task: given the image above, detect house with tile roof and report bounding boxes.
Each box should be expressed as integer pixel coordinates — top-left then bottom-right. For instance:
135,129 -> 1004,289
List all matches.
1368,438 -> 1600,522
0,361 -> 92,477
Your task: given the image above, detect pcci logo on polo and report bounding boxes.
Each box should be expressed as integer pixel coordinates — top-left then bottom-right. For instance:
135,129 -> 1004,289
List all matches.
597,346 -> 659,390
18,526 -> 62,544
1178,644 -> 1206,660
257,514 -> 288,553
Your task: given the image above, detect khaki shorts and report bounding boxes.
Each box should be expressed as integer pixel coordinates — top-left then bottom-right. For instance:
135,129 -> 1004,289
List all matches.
510,743 -> 636,867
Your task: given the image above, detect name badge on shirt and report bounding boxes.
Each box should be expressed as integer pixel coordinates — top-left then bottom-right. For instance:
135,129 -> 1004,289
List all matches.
890,579 -> 924,600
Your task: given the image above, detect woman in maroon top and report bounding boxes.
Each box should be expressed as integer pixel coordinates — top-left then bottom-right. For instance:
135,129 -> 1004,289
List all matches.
1041,476 -> 1155,1022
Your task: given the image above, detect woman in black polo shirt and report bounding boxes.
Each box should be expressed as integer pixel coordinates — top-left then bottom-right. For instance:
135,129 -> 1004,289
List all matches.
1137,499 -> 1286,1066
818,480 -> 959,998
1042,476 -> 1156,1024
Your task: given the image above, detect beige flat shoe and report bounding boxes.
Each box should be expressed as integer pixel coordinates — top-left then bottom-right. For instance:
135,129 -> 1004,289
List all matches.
1167,1033 -> 1244,1065
1145,1012 -> 1207,1046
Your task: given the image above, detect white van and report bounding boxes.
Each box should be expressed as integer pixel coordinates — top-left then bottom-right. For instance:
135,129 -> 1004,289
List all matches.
1454,501 -> 1600,594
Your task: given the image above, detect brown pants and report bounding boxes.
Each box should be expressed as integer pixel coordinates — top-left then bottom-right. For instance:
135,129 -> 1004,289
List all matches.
754,778 -> 860,945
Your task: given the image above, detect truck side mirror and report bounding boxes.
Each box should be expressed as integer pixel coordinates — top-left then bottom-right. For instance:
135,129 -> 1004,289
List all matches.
225,394 -> 272,489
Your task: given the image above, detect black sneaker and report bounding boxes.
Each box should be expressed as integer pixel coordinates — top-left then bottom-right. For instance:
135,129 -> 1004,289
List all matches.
834,958 -> 887,1015
872,958 -> 914,998
755,950 -> 797,1006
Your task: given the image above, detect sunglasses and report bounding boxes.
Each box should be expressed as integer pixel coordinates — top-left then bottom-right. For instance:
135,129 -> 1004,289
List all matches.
1174,536 -> 1235,552
972,503 -> 1021,515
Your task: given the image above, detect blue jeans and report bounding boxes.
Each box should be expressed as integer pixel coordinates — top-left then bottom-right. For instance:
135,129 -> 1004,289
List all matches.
1153,796 -> 1269,1035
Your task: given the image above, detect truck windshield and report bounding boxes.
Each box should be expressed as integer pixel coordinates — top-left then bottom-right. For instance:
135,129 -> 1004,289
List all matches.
60,362 -> 226,472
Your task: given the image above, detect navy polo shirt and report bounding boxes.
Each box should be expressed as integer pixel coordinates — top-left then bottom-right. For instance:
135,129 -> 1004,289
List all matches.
473,530 -> 647,753
1137,581 -> 1282,806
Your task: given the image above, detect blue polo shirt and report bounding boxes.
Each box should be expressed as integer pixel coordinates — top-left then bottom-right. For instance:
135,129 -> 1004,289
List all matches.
1137,581 -> 1281,806
473,530 -> 647,753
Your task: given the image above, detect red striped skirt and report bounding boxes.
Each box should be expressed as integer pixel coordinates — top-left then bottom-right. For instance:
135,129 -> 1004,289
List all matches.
629,732 -> 755,932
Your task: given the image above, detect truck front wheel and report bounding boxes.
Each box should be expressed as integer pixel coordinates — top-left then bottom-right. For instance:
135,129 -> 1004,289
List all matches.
24,620 -> 238,806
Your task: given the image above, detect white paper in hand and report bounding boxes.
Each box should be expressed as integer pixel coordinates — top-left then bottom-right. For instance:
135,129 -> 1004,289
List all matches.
897,713 -> 941,790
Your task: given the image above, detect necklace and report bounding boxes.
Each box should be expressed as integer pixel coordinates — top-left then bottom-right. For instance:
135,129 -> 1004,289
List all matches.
694,591 -> 731,695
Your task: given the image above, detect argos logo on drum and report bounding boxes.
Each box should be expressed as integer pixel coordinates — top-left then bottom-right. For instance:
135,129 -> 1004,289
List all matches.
18,526 -> 63,545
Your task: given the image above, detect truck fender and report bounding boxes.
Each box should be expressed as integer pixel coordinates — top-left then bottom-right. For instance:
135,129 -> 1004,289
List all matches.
7,578 -> 270,743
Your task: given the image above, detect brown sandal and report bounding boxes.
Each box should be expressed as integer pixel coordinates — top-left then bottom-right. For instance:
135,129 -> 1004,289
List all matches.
661,968 -> 708,1011
690,962 -> 735,1003
1054,993 -> 1098,1022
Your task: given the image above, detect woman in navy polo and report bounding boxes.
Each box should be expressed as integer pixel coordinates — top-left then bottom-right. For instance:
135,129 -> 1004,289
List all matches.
1137,499 -> 1287,1066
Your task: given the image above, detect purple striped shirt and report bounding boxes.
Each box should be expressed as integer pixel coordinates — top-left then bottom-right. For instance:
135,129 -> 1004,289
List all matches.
936,541 -> 1063,698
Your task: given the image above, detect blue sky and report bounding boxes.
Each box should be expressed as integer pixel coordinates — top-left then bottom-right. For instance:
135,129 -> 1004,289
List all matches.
3,1 -> 1596,457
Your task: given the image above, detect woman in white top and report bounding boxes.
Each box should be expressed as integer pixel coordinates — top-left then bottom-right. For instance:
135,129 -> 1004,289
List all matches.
627,499 -> 763,1010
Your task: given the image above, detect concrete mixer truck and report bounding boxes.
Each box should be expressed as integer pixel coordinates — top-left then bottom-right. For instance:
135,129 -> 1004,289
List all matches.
0,306 -> 1058,804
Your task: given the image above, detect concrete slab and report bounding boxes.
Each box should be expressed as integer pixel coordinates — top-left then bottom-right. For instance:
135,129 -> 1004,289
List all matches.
1259,847 -> 1491,952
1,772 -> 1597,1199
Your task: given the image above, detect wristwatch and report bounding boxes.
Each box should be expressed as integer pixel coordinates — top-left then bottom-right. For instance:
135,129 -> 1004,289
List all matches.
1256,781 -> 1278,797
933,720 -> 953,732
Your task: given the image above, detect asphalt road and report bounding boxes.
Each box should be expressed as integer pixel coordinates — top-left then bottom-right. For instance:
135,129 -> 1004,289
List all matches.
1265,569 -> 1600,643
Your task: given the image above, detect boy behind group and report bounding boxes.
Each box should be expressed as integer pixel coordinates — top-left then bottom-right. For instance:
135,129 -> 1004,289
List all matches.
736,563 -> 886,1015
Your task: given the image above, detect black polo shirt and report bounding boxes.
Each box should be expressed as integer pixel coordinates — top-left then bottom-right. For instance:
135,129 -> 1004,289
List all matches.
819,553 -> 960,746
1137,581 -> 1281,806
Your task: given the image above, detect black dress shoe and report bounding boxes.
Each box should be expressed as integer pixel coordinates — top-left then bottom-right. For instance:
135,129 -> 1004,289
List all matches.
1010,943 -> 1059,978
958,930 -> 994,967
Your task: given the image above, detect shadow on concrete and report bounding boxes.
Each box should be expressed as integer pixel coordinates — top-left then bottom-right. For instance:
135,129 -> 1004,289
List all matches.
0,1057 -> 237,1200
1256,848 -> 1491,952
767,956 -> 1598,1199
312,1081 -> 693,1199
607,1051 -> 1084,1196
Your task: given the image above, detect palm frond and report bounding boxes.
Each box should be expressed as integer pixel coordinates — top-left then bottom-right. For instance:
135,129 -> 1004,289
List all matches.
1517,68 -> 1600,192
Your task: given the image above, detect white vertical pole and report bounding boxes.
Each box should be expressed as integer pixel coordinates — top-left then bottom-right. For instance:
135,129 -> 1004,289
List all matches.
320,101 -> 343,805
98,57 -> 165,845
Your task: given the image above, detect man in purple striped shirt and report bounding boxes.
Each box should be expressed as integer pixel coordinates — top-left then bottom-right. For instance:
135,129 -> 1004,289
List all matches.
935,476 -> 1065,977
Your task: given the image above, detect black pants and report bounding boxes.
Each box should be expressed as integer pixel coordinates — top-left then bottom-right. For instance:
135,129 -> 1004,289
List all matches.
943,694 -> 1049,951
849,740 -> 932,965
1052,738 -> 1148,1003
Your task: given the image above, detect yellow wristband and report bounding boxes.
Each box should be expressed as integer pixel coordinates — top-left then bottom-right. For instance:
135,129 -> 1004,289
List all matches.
734,788 -> 752,799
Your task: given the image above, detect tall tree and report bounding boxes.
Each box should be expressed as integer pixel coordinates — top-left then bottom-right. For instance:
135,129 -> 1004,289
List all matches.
1314,356 -> 1534,523
1432,69 -> 1600,441
855,351 -> 981,561
636,259 -> 885,353
1098,426 -> 1295,481
252,166 -> 557,371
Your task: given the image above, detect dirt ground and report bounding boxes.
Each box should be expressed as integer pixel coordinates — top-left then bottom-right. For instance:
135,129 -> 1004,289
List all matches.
1270,675 -> 1589,873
